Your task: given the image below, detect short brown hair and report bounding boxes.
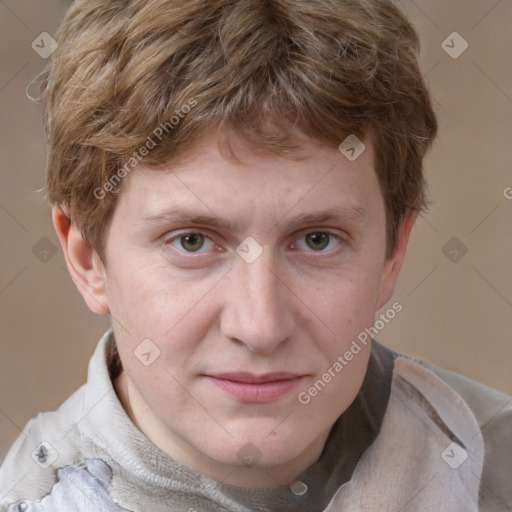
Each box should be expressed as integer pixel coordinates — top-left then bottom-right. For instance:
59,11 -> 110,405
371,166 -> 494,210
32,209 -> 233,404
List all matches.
39,0 -> 437,260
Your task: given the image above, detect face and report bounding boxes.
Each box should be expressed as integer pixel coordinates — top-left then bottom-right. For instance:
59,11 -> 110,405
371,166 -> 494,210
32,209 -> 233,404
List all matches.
63,131 -> 412,487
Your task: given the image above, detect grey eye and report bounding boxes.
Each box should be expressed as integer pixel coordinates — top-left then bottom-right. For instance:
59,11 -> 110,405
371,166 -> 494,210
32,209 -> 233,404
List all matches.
17,502 -> 30,512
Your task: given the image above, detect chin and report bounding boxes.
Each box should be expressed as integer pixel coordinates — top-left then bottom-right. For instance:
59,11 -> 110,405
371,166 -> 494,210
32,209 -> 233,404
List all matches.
201,420 -> 308,468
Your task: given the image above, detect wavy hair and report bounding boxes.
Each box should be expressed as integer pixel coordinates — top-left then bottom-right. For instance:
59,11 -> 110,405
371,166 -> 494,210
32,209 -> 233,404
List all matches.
37,0 -> 438,259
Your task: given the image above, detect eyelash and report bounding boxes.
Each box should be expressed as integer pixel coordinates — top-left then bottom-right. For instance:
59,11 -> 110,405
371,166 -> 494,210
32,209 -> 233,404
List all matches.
163,229 -> 345,259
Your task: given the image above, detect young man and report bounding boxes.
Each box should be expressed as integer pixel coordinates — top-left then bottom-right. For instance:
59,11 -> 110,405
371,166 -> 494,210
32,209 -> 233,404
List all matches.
1,0 -> 510,510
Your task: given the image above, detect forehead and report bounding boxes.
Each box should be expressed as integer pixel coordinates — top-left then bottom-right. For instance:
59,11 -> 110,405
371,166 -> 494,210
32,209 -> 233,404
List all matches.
116,131 -> 384,230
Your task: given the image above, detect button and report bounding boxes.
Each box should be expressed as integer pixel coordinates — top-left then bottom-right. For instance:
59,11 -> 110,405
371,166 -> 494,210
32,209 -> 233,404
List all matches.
289,480 -> 308,496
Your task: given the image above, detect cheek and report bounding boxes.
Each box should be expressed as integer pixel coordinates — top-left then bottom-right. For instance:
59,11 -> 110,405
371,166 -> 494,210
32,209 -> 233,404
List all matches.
310,266 -> 382,406
308,267 -> 383,347
296,341 -> 371,429
107,260 -> 209,336
108,266 -> 220,383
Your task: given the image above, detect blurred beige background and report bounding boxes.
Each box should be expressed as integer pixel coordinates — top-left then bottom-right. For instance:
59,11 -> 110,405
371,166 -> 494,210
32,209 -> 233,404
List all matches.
1,0 -> 511,462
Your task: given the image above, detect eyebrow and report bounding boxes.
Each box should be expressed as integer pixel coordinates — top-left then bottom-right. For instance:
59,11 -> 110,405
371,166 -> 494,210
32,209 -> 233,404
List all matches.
138,205 -> 368,232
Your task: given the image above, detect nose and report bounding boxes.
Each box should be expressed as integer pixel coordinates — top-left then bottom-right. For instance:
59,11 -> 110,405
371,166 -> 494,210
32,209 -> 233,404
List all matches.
220,251 -> 297,353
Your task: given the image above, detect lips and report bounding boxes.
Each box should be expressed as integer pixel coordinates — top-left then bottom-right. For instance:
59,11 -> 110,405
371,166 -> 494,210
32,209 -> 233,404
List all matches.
211,372 -> 300,383
204,372 -> 304,402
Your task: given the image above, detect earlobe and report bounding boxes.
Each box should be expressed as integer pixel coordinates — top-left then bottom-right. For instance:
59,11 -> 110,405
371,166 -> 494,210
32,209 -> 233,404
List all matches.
376,209 -> 418,310
52,205 -> 110,315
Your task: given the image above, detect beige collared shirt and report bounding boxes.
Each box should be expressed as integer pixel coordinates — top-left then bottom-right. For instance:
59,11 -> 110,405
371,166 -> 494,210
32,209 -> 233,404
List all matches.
0,330 -> 510,511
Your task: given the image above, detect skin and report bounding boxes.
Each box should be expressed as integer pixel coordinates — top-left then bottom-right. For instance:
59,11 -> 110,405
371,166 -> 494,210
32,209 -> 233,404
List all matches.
53,130 -> 416,488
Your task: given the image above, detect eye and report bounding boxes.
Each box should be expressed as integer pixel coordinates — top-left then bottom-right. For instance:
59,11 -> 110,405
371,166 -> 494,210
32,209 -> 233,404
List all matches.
167,232 -> 216,254
294,231 -> 342,252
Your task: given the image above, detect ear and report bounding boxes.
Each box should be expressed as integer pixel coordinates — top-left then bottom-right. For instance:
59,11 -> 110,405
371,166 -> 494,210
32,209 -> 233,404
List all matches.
52,205 -> 110,315
376,209 -> 418,310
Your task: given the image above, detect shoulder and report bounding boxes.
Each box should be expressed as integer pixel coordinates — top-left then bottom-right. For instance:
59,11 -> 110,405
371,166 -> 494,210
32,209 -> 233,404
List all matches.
0,330 -> 115,506
416,358 -> 512,439
372,342 -> 512,511
0,384 -> 88,505
405,354 -> 512,511
372,342 -> 512,437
